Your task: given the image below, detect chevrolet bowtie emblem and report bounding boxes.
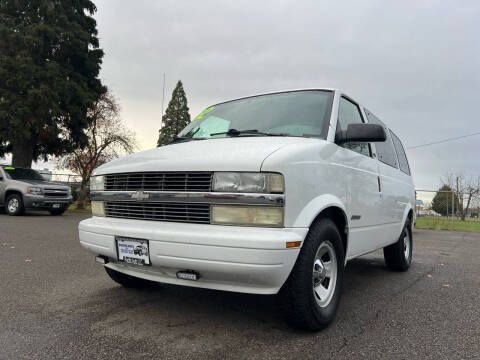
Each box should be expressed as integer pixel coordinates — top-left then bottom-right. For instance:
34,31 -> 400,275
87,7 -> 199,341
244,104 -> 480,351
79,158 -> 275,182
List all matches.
131,191 -> 149,201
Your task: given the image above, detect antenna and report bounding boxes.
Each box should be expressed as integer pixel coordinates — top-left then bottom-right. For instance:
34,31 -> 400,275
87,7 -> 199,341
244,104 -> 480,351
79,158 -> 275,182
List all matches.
161,73 -> 166,120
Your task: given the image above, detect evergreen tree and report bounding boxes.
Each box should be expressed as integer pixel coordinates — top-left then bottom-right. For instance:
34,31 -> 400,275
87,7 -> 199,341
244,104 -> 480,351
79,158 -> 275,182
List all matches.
157,81 -> 191,146
0,0 -> 106,167
431,185 -> 460,216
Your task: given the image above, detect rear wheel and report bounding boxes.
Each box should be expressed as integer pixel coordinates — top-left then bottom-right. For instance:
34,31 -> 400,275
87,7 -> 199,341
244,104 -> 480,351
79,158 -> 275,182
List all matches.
105,266 -> 155,288
5,194 -> 25,216
49,209 -> 66,216
280,218 -> 345,331
384,219 -> 412,271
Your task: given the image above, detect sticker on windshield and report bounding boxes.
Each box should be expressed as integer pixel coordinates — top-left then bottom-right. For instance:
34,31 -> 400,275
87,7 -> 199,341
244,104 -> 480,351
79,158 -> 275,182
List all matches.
194,116 -> 230,137
193,106 -> 215,121
4,166 -> 14,170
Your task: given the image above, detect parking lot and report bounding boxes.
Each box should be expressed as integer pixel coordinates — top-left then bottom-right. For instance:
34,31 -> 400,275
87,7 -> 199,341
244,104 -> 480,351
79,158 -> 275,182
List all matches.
1,212 -> 479,360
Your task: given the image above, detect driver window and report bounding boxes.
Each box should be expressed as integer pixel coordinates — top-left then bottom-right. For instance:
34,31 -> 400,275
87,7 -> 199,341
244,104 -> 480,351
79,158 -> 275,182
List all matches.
337,97 -> 371,157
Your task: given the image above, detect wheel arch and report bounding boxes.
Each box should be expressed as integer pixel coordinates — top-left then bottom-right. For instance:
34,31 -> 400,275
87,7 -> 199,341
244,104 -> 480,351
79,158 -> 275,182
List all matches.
4,189 -> 23,203
309,206 -> 349,262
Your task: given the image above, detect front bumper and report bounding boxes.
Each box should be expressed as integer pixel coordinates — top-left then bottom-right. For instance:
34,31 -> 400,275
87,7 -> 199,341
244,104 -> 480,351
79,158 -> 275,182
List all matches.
79,216 -> 308,294
23,194 -> 73,210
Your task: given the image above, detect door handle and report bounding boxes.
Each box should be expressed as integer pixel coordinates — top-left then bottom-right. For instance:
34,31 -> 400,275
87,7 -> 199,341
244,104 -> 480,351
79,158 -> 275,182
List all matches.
377,176 -> 382,193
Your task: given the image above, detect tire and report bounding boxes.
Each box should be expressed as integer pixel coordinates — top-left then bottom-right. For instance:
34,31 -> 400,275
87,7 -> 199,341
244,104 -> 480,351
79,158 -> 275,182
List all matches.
105,266 -> 154,288
5,193 -> 25,216
383,219 -> 412,271
280,218 -> 345,331
49,209 -> 66,216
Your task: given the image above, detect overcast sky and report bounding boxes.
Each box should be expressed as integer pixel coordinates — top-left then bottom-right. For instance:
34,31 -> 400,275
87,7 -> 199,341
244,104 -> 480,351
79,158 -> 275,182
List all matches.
21,0 -> 480,190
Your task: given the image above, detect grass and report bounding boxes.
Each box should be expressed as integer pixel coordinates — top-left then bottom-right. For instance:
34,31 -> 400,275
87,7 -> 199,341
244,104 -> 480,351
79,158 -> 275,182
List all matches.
415,216 -> 480,232
68,202 -> 91,211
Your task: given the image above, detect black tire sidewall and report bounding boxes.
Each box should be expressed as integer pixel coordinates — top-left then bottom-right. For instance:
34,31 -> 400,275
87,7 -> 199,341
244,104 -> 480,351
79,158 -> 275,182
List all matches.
403,220 -> 413,266
384,219 -> 412,271
282,218 -> 345,329
309,221 -> 345,324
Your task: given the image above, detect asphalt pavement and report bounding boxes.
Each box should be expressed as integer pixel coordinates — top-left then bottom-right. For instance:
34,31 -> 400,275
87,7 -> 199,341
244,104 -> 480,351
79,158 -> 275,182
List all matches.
1,211 -> 479,359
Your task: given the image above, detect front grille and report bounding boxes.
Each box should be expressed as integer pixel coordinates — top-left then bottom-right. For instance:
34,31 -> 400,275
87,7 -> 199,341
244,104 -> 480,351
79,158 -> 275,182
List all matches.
44,189 -> 68,197
105,201 -> 211,224
105,172 -> 212,192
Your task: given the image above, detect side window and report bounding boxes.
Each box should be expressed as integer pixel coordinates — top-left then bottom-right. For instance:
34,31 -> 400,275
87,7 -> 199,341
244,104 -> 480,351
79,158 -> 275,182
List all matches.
364,108 -> 398,168
337,97 -> 370,157
390,130 -> 411,175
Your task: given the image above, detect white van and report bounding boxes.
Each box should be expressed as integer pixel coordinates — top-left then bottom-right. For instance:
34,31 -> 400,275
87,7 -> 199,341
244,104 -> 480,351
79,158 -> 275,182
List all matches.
79,89 -> 415,330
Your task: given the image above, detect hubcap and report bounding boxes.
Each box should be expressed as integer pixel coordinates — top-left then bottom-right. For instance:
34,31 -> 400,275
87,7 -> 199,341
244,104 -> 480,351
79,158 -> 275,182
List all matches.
403,229 -> 411,262
8,198 -> 19,213
312,241 -> 337,308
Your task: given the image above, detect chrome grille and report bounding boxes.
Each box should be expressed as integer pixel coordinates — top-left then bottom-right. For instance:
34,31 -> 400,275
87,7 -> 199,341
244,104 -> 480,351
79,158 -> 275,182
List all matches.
44,189 -> 69,197
105,201 -> 211,224
105,172 -> 212,192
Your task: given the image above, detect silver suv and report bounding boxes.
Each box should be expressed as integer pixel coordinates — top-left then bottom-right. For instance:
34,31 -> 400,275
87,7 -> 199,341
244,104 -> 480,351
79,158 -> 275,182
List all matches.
0,165 -> 73,216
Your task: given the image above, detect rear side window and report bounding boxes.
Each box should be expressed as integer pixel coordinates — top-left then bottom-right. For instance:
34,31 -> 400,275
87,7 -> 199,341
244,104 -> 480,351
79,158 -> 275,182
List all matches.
363,109 -> 398,168
390,130 -> 411,175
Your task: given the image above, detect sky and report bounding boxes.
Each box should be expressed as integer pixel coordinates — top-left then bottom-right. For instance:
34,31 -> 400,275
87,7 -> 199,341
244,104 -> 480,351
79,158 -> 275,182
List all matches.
5,0 -> 478,191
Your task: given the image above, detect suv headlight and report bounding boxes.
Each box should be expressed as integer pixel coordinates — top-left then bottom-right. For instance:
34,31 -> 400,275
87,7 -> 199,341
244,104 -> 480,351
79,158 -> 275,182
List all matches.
90,175 -> 105,191
27,186 -> 43,195
212,172 -> 284,193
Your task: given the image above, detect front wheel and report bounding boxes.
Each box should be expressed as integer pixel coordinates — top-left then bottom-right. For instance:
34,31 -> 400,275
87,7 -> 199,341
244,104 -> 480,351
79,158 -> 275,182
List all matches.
5,194 -> 25,216
383,219 -> 412,271
280,218 -> 345,331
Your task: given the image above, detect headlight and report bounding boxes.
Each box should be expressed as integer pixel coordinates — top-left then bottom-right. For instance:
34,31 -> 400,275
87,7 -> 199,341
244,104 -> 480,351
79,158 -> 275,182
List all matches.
211,205 -> 283,227
91,201 -> 105,217
212,172 -> 284,193
27,186 -> 43,195
90,176 -> 105,191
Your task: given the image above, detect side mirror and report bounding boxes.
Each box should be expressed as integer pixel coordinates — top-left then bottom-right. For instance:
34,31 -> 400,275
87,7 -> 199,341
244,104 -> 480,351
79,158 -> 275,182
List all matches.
336,123 -> 386,145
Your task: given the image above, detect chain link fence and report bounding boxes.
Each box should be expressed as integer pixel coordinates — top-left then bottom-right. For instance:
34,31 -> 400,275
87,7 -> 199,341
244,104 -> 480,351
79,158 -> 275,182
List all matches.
415,189 -> 480,231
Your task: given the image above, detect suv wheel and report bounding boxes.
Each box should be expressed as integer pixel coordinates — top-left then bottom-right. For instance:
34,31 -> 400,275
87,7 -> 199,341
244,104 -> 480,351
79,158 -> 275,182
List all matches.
383,219 -> 412,271
49,209 -> 66,216
280,218 -> 345,331
5,194 -> 25,216
105,266 -> 155,288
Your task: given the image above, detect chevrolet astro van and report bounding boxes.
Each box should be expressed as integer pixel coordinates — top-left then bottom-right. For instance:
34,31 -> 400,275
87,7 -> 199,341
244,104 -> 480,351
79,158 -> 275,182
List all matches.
79,89 -> 415,330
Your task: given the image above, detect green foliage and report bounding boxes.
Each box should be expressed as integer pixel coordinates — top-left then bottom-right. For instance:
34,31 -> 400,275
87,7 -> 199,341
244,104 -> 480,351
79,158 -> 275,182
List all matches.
415,217 -> 480,232
431,185 -> 460,216
157,81 -> 191,146
0,0 -> 106,167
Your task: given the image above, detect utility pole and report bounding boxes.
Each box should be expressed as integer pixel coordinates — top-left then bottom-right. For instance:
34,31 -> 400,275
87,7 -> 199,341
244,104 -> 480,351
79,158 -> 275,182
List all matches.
161,73 -> 166,120
452,190 -> 455,231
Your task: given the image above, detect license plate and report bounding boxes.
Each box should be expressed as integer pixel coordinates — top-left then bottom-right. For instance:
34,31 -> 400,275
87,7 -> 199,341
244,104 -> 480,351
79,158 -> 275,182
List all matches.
52,204 -> 61,209
116,237 -> 150,266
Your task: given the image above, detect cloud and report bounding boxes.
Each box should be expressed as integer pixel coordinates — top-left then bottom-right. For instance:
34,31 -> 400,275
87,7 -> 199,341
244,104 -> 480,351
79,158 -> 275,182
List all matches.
94,0 -> 480,189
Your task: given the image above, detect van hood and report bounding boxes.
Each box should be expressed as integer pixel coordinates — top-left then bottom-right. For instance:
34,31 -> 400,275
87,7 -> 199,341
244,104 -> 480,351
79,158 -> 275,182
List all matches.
95,137 -> 306,175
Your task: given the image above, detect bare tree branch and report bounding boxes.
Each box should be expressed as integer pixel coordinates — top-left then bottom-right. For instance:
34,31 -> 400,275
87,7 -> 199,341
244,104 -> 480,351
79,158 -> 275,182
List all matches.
56,90 -> 137,208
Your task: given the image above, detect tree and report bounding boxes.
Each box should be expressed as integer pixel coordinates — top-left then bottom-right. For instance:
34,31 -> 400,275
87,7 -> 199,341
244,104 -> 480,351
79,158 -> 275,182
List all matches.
0,0 -> 106,168
443,173 -> 480,220
157,80 -> 190,146
57,91 -> 136,208
431,185 -> 460,217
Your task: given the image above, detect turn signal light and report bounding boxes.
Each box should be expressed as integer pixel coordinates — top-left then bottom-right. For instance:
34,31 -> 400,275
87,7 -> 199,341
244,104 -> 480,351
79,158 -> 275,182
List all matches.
286,241 -> 302,248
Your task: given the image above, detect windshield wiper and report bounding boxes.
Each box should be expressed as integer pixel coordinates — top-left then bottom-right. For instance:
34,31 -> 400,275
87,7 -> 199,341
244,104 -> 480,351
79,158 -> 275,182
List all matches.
210,129 -> 288,137
169,136 -> 207,144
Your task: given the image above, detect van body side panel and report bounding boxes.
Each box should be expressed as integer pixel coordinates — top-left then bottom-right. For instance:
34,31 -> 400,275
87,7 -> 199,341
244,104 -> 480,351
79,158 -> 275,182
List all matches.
261,140 -> 348,229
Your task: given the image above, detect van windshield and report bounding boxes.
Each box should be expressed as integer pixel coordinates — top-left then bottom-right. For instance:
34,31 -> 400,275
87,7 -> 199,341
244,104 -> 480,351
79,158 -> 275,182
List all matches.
177,90 -> 333,141
3,167 -> 45,181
